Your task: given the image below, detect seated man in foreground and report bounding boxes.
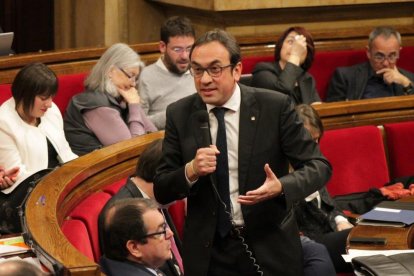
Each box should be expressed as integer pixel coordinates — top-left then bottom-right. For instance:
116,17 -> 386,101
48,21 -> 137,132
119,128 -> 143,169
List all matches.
98,139 -> 182,276
326,26 -> 414,102
100,198 -> 174,276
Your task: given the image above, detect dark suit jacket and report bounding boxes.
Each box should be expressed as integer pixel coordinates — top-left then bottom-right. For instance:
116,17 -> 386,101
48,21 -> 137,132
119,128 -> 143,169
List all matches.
251,62 -> 321,105
326,61 -> 414,102
98,178 -> 181,276
100,256 -> 158,276
154,84 -> 332,276
294,186 -> 345,240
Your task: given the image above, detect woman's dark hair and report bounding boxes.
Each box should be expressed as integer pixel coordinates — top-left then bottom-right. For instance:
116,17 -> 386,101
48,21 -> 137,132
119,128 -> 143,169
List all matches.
135,139 -> 163,182
11,63 -> 58,117
274,26 -> 315,72
296,104 -> 324,139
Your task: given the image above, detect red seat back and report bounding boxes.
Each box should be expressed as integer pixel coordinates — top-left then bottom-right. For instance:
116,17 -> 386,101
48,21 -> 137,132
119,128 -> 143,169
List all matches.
319,126 -> 390,196
61,219 -> 95,261
0,83 -> 12,105
309,49 -> 367,101
168,199 -> 186,240
68,192 -> 111,261
101,178 -> 128,196
0,72 -> 86,113
384,121 -> 414,179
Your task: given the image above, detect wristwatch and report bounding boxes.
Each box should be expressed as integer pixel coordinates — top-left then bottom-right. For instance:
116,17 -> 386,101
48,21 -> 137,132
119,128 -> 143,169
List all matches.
403,83 -> 413,93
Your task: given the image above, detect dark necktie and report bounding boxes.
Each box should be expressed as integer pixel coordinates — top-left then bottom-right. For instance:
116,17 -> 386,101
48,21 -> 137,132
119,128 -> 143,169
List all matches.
212,107 -> 232,237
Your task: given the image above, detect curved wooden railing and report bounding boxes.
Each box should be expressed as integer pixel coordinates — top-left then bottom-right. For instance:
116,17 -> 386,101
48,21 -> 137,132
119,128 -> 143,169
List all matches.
24,131 -> 164,275
314,94 -> 414,130
22,95 -> 414,275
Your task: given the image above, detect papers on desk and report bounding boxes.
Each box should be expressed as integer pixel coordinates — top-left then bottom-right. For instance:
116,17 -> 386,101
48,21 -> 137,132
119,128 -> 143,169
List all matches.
342,249 -> 414,263
0,256 -> 44,272
0,236 -> 30,257
357,201 -> 414,227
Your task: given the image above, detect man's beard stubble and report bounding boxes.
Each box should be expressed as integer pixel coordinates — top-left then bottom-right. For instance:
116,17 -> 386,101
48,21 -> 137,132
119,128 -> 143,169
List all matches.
163,53 -> 189,75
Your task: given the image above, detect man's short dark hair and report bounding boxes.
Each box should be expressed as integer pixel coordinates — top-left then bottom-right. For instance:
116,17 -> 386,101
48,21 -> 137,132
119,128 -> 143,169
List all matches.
274,26 -> 315,72
160,16 -> 195,44
103,198 -> 160,261
190,29 -> 241,66
12,63 -> 58,118
134,138 -> 163,182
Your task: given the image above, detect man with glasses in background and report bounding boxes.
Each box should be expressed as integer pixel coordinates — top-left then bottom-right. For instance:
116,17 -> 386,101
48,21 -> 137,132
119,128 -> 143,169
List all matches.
326,26 -> 414,102
138,16 -> 196,129
100,198 -> 174,276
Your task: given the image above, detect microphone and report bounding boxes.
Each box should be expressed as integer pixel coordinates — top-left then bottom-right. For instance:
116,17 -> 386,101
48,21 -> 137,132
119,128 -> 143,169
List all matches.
195,110 -> 211,147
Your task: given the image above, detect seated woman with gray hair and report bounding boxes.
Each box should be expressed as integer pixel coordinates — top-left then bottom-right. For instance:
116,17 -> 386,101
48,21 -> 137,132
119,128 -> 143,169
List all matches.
64,43 -> 157,156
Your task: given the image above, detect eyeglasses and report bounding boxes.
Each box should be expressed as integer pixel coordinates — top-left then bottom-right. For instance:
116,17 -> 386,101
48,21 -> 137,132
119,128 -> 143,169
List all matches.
190,64 -> 233,78
140,223 -> 168,240
372,52 -> 399,63
171,46 -> 192,54
117,66 -> 139,82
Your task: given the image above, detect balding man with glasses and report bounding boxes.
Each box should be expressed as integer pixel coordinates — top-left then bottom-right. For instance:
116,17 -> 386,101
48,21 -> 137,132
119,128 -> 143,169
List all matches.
100,198 -> 175,276
327,26 -> 414,102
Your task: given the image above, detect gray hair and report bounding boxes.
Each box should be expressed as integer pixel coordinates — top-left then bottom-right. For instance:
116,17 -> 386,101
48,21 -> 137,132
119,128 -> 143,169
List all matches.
85,43 -> 144,97
368,26 -> 402,48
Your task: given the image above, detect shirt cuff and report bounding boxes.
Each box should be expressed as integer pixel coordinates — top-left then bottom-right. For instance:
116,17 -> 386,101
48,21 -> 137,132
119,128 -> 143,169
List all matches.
184,162 -> 198,187
335,215 -> 348,224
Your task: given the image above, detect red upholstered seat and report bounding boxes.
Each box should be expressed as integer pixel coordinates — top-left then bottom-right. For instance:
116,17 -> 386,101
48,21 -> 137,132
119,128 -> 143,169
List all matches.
102,178 -> 128,196
319,125 -> 390,196
308,49 -> 366,101
61,219 -> 94,261
0,72 -> 86,113
68,191 -> 111,261
168,199 -> 186,240
0,83 -> 12,105
54,73 -> 87,114
384,121 -> 414,179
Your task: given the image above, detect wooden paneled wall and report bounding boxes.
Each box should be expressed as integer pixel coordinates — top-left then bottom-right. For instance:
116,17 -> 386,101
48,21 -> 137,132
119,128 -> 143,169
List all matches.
54,0 -> 414,49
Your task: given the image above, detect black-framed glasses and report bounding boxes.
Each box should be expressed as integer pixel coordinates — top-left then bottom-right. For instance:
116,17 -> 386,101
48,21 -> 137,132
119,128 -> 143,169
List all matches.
117,66 -> 139,82
171,46 -> 192,54
190,64 -> 233,78
141,223 -> 168,240
372,52 -> 399,63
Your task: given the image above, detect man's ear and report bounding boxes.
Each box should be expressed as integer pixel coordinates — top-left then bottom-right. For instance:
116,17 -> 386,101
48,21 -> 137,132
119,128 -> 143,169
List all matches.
159,41 -> 167,54
233,61 -> 243,82
126,240 -> 143,259
366,45 -> 371,60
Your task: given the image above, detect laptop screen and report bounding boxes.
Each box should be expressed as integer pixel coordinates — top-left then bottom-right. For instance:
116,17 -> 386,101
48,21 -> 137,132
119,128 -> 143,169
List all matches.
0,32 -> 14,56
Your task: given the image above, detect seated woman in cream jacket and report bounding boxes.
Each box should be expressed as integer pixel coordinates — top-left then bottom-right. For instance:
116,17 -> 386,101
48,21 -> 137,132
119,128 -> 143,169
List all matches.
0,63 -> 77,234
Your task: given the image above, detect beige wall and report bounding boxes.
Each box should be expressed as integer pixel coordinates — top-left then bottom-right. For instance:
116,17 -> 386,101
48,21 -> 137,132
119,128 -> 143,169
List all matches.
54,0 -> 414,50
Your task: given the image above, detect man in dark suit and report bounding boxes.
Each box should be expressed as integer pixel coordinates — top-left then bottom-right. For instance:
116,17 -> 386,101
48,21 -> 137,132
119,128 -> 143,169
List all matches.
100,198 -> 173,276
98,139 -> 182,276
327,26 -> 414,102
154,29 -> 332,276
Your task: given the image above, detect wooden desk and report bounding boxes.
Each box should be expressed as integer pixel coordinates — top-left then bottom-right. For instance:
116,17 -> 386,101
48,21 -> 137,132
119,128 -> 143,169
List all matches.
347,197 -> 414,251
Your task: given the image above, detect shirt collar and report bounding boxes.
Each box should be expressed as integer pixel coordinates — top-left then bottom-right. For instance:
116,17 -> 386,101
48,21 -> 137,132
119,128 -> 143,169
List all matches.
206,83 -> 241,113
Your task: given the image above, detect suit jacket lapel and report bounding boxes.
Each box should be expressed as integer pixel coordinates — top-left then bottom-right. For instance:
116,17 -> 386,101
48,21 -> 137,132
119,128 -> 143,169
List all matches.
238,85 -> 259,194
355,62 -> 370,99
